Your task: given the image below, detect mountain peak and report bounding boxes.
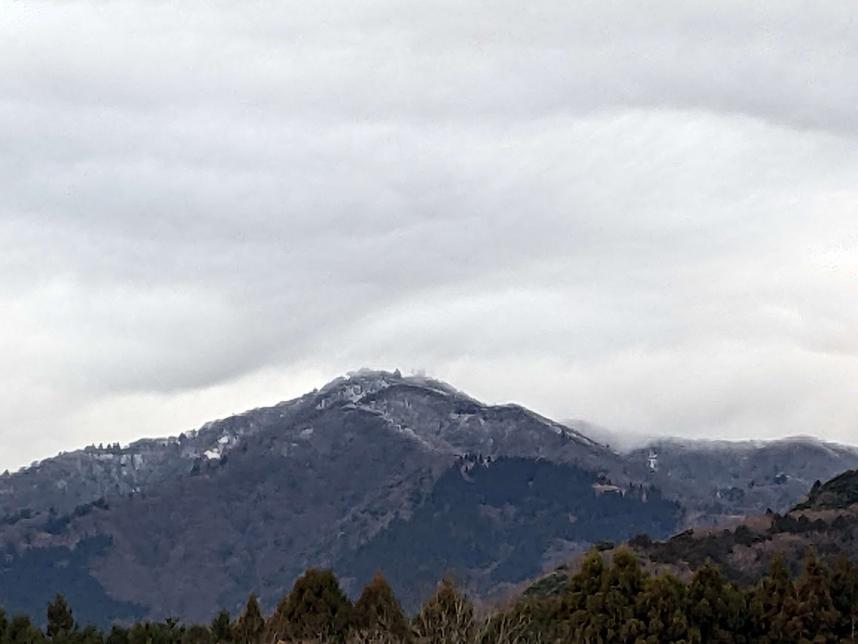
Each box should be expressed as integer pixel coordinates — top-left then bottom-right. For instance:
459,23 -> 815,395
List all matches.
320,369 -> 476,399
3,372 -> 858,625
309,369 -> 483,415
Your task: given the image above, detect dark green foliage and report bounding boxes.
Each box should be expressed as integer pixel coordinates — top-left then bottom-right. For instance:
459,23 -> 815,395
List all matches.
784,550 -> 839,642
560,549 -> 650,643
686,562 -> 746,642
830,555 -> 858,641
103,626 -> 128,644
208,611 -> 231,644
74,626 -> 102,644
126,620 -> 183,644
636,572 -> 691,642
4,615 -> 45,644
179,625 -> 211,644
45,595 -> 74,639
600,548 -> 647,641
266,569 -> 352,643
748,555 -> 793,642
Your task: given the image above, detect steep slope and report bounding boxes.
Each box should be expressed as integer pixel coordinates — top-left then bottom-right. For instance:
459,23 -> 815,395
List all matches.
337,456 -> 681,610
0,371 -> 621,518
0,371 -> 643,624
1,371 -> 855,626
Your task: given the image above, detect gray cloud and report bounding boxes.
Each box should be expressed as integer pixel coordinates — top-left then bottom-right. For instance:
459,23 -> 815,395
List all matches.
2,0 -> 858,470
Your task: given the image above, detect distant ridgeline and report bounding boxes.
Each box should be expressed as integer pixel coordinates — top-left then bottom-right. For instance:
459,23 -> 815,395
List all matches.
1,371 -> 857,627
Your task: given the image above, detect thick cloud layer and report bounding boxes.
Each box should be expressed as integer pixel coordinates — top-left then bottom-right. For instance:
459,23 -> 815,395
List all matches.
2,1 -> 857,470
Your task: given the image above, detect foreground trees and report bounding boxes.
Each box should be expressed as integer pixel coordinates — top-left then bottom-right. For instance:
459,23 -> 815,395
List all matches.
2,549 -> 858,644
351,573 -> 410,642
267,569 -> 352,643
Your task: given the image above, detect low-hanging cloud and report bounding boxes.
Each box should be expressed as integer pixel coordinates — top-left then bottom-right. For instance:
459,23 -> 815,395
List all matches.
1,0 -> 857,471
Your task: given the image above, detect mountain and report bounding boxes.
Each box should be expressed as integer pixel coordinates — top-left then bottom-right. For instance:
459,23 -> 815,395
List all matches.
528,470 -> 858,595
526,467 -> 858,599
2,371 -> 620,518
632,467 -> 858,582
0,371 -> 663,625
1,370 -> 856,627
616,435 -> 858,526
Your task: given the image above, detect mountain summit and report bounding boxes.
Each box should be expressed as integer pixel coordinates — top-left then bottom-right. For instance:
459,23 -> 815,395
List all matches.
1,371 -> 856,625
1,370 -> 620,517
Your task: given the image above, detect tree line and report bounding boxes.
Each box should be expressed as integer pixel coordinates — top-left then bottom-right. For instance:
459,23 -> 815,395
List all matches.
1,549 -> 857,643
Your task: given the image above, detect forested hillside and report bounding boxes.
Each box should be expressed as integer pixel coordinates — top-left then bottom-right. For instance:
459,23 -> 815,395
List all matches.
2,462 -> 858,641
2,547 -> 857,643
1,372 -> 856,627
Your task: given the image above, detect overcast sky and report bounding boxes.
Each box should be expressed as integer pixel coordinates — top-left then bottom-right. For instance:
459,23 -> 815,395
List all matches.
2,1 -> 858,471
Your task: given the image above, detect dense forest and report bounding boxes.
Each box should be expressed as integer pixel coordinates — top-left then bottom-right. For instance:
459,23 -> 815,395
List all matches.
0,457 -> 682,623
2,547 -> 857,644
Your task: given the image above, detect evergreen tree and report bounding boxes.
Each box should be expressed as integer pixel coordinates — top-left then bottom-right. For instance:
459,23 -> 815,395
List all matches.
128,621 -> 183,644
687,561 -> 747,643
209,611 -> 231,644
5,544 -> 858,644
46,595 -> 75,640
781,550 -> 838,643
637,572 -> 692,643
180,625 -> 211,644
749,555 -> 794,642
232,595 -> 264,644
830,555 -> 858,641
602,548 -> 647,643
564,548 -> 650,643
103,626 -> 128,644
351,572 -> 410,642
267,569 -> 352,643
125,623 -> 149,644
563,547 -> 606,636
75,626 -> 103,644
412,577 -> 475,644
5,615 -> 45,644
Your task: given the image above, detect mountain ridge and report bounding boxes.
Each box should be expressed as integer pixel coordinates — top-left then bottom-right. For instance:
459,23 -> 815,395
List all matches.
523,465 -> 858,602
2,370 -> 857,626
0,370 -> 622,519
